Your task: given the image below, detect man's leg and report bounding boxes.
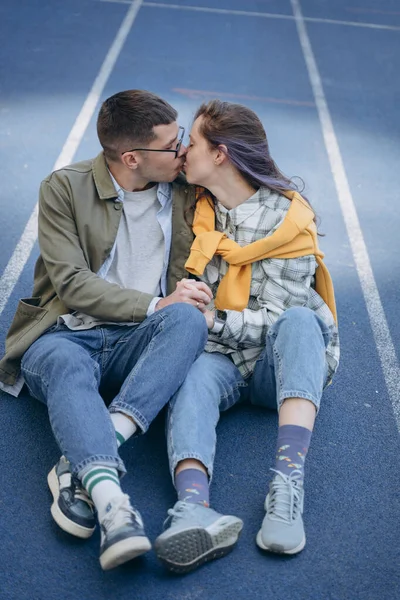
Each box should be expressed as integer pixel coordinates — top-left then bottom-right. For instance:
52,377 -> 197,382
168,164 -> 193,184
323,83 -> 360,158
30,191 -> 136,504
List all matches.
103,304 -> 208,438
43,305 -> 207,550
21,326 -> 151,570
154,351 -> 245,573
248,306 -> 331,555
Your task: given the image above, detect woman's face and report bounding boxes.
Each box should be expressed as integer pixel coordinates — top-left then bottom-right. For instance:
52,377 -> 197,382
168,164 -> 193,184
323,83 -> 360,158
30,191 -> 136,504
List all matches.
184,117 -> 218,186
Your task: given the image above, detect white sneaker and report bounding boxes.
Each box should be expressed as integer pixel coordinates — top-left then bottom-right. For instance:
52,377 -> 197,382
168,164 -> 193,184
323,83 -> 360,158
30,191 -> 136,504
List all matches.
155,501 -> 243,573
256,469 -> 306,555
99,494 -> 151,570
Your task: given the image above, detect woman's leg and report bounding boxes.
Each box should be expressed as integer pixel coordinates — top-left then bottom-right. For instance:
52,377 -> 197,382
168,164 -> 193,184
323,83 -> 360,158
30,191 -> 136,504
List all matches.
248,306 -> 331,555
155,351 -> 245,573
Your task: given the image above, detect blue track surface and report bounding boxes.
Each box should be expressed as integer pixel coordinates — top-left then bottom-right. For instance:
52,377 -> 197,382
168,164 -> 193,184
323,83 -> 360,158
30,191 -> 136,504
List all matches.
0,1 -> 399,599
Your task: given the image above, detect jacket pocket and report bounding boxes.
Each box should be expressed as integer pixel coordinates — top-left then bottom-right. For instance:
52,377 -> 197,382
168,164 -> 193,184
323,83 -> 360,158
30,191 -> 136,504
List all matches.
6,297 -> 48,350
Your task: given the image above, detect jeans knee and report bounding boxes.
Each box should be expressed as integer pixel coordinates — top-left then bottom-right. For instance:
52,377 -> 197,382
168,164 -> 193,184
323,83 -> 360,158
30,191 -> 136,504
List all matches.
274,307 -> 325,336
165,303 -> 208,337
269,307 -> 331,355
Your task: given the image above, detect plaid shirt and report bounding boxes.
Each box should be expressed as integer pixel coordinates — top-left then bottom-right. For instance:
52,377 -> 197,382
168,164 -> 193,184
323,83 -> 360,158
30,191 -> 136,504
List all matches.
202,187 -> 340,382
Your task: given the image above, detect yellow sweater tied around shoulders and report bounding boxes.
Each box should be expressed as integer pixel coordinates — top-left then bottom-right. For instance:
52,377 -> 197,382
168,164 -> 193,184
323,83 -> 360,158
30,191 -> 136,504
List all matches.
184,188 -> 337,324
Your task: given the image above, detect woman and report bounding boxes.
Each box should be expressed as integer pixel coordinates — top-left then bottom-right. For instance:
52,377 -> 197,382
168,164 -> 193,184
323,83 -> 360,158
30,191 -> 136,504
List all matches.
154,100 -> 339,573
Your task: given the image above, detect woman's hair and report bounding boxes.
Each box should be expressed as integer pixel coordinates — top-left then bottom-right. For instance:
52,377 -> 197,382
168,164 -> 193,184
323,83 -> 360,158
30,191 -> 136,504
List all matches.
97,90 -> 177,162
193,100 -> 319,225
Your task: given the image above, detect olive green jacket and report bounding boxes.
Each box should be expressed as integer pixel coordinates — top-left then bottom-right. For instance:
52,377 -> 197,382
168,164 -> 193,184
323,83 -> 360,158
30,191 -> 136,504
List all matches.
0,152 -> 195,389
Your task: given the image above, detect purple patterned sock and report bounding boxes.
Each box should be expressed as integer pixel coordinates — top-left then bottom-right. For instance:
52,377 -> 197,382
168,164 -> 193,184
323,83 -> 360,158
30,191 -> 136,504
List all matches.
274,424 -> 312,481
175,468 -> 210,507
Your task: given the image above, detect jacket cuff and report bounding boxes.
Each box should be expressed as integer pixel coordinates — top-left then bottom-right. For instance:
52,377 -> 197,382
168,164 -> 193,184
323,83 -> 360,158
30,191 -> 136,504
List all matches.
146,296 -> 162,317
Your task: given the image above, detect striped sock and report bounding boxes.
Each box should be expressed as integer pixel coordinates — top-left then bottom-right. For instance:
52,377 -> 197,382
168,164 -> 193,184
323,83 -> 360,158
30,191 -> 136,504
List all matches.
110,412 -> 137,447
81,466 -> 124,521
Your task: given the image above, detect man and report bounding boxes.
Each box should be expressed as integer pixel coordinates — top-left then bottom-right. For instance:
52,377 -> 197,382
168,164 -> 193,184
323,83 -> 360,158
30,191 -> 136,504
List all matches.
0,90 -> 212,570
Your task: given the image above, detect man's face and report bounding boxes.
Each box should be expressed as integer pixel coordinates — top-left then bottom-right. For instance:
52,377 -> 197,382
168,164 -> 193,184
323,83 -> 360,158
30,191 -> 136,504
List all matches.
134,122 -> 186,183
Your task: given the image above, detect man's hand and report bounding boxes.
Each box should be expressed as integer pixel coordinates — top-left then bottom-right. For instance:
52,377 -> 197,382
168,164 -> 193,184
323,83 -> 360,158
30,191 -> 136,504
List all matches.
155,278 -> 213,311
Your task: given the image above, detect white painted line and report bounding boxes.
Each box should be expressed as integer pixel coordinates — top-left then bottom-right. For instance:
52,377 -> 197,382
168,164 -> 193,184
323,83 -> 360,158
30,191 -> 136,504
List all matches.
173,87 -> 315,107
96,0 -> 400,32
303,15 -> 400,32
291,0 -> 400,430
0,0 -> 143,316
101,0 -> 294,21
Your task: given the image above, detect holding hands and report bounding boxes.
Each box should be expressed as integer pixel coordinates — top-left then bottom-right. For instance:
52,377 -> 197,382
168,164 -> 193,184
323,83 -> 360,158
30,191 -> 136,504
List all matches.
156,279 -> 213,322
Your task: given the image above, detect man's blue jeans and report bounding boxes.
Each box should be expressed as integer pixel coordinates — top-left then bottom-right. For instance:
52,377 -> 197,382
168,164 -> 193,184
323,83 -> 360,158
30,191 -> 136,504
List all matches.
21,304 -> 208,476
167,307 -> 332,481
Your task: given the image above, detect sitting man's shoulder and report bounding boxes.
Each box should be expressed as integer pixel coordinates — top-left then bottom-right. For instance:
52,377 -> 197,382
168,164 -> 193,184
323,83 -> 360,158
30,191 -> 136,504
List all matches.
43,152 -> 107,188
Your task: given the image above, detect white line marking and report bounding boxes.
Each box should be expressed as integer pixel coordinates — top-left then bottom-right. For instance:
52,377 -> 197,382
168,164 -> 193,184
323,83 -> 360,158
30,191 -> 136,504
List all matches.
173,87 -> 315,107
101,0 -> 294,21
291,0 -> 400,430
303,15 -> 400,32
96,0 -> 400,32
0,0 -> 143,316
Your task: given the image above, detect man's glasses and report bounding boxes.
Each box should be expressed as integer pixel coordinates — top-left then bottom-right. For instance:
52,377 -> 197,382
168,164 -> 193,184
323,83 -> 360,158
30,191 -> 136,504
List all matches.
122,126 -> 185,159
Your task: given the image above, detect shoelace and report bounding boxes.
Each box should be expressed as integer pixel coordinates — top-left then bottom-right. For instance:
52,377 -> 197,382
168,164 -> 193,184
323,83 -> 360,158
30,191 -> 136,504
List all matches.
267,469 -> 303,524
163,502 -> 196,529
102,494 -> 138,533
72,477 -> 95,509
60,470 -> 94,509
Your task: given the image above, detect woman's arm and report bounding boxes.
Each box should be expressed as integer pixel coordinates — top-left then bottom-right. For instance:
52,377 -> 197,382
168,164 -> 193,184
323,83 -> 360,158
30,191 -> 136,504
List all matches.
216,255 -> 316,349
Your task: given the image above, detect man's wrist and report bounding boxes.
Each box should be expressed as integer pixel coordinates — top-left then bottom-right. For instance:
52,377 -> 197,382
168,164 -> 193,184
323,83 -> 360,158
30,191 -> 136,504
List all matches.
151,297 -> 163,313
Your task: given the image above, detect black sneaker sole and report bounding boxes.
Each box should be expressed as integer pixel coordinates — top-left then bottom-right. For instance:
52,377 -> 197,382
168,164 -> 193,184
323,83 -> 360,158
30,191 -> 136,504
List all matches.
47,466 -> 95,539
155,519 -> 243,574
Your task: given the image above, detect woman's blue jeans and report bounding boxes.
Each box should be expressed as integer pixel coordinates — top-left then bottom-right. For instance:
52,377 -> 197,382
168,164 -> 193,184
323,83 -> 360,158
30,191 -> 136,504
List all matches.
167,307 -> 332,481
21,304 -> 208,476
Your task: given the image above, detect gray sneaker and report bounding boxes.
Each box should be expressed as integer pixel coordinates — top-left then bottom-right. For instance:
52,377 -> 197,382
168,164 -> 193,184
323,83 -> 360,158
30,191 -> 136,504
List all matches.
154,501 -> 243,573
47,456 -> 96,539
256,469 -> 306,555
99,494 -> 152,570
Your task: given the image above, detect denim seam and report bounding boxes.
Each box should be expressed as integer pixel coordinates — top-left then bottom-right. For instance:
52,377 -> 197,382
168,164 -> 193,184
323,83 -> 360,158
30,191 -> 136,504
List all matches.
167,403 -> 177,478
21,365 -> 50,382
278,390 -> 320,412
218,381 -> 247,402
100,328 -> 108,372
170,452 -> 214,482
272,343 -> 284,392
88,349 -> 103,363
279,390 -> 319,402
74,454 -> 126,477
109,404 -> 149,433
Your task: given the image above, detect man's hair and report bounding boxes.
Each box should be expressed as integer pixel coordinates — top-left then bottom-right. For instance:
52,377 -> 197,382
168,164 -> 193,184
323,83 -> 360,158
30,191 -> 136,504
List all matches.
97,90 -> 178,162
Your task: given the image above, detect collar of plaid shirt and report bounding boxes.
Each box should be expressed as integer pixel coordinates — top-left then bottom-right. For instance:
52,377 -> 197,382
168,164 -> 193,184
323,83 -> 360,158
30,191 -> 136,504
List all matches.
185,188 -> 337,323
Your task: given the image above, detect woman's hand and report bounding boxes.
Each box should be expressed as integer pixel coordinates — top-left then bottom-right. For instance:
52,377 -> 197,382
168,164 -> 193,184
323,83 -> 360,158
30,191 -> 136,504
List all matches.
202,309 -> 215,330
